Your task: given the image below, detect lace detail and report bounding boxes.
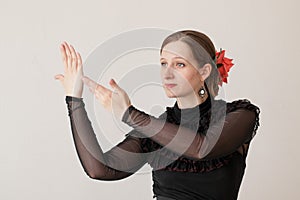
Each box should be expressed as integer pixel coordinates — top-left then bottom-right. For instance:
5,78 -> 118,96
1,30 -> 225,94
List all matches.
140,98 -> 261,173
162,153 -> 234,173
141,137 -> 234,172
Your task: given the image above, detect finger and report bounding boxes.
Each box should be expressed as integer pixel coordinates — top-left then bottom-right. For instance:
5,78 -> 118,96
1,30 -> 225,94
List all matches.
60,44 -> 68,72
89,86 -> 96,94
92,87 -> 106,103
82,76 -> 98,92
95,93 -> 111,111
63,42 -> 72,71
82,76 -> 112,97
96,83 -> 111,94
54,74 -> 64,81
95,90 -> 105,101
109,78 -> 122,92
69,44 -> 77,71
76,52 -> 83,71
95,90 -> 112,109
95,86 -> 112,100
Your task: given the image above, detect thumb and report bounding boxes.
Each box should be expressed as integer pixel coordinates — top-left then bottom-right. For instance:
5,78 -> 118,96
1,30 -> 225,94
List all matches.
54,74 -> 64,81
109,78 -> 122,91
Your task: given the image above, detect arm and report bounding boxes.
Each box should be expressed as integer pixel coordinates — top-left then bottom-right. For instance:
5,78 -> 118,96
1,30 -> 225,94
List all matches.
54,42 -> 145,180
121,102 -> 260,160
66,96 -> 147,180
203,108 -> 257,159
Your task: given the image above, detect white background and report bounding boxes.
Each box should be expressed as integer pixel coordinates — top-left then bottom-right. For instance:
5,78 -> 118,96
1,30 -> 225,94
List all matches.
1,0 -> 299,199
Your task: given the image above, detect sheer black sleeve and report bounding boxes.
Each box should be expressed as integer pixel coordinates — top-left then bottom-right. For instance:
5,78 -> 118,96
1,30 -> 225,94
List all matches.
65,96 -> 147,181
121,99 -> 260,161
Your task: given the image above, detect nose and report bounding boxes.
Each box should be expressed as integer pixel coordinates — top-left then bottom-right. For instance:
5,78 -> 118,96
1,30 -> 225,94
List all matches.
162,65 -> 175,80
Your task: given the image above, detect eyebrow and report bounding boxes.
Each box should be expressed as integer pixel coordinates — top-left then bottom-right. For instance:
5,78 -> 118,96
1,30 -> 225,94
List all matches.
160,56 -> 187,61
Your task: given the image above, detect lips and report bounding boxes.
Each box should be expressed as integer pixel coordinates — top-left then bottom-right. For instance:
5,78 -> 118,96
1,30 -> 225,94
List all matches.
164,84 -> 177,88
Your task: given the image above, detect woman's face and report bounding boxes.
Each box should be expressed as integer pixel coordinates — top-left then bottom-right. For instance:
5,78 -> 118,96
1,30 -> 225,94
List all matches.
160,41 -> 203,98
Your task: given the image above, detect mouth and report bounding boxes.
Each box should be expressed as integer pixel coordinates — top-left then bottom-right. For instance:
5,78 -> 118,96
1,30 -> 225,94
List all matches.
164,84 -> 177,89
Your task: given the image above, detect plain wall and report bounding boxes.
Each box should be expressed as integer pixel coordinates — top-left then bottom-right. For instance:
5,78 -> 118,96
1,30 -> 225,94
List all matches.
1,0 -> 299,199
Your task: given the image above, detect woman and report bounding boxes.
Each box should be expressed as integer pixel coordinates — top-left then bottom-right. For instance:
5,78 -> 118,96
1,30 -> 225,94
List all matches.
54,30 -> 260,200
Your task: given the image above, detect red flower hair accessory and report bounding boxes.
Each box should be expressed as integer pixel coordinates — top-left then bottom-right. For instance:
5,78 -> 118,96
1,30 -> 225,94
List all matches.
215,48 -> 234,86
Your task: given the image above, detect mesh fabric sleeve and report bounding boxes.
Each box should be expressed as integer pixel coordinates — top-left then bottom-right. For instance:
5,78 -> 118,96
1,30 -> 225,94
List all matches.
65,96 -> 147,180
121,100 -> 260,160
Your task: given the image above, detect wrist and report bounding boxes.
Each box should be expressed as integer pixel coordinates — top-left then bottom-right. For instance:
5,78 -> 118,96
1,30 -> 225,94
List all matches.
121,104 -> 134,123
65,92 -> 82,98
65,95 -> 83,103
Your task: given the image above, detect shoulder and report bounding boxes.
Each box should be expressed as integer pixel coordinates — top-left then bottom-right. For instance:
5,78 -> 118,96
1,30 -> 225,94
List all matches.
226,98 -> 261,117
226,98 -> 261,138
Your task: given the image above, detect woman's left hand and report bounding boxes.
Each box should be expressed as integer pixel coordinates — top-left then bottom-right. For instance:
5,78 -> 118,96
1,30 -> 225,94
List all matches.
82,76 -> 132,120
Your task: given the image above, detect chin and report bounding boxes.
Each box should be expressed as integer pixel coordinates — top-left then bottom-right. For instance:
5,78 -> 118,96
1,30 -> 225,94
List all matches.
163,90 -> 177,98
166,94 -> 176,98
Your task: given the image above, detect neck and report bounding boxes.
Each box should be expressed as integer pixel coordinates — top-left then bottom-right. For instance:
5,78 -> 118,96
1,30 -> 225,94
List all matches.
176,92 -> 208,109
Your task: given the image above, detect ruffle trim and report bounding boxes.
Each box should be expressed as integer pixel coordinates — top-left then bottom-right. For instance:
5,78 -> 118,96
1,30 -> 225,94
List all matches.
162,154 -> 234,173
141,138 -> 234,173
140,98 -> 261,173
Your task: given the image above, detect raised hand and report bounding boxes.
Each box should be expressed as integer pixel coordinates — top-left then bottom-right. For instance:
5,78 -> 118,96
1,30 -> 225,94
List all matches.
82,76 -> 132,120
54,42 -> 84,98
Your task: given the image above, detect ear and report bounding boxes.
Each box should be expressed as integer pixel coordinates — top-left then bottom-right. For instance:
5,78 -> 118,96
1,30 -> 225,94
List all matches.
199,63 -> 212,82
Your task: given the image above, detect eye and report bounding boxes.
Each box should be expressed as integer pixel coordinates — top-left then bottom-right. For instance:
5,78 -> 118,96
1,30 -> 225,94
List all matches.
160,62 -> 167,67
176,63 -> 185,68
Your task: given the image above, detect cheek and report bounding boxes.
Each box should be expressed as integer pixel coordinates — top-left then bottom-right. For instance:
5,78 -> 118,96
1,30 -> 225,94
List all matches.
160,68 -> 164,79
182,70 -> 201,89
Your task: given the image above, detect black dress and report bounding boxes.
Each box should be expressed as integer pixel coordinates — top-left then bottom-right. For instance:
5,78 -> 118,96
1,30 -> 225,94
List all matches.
65,94 -> 260,200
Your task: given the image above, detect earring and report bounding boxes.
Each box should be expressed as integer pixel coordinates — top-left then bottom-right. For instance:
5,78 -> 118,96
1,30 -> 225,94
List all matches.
199,85 -> 205,98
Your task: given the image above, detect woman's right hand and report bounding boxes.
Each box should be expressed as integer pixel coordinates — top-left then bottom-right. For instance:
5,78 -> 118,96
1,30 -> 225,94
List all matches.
54,42 -> 84,98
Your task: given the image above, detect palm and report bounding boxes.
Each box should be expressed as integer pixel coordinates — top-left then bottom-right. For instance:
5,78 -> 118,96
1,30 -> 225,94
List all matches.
55,41 -> 84,98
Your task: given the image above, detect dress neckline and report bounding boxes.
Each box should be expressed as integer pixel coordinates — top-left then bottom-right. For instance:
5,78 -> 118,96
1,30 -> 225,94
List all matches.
172,95 -> 212,124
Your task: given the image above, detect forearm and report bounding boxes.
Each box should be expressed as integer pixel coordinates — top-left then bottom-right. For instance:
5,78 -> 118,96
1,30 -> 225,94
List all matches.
66,96 -> 135,180
121,104 -> 259,160
121,105 -> 205,160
